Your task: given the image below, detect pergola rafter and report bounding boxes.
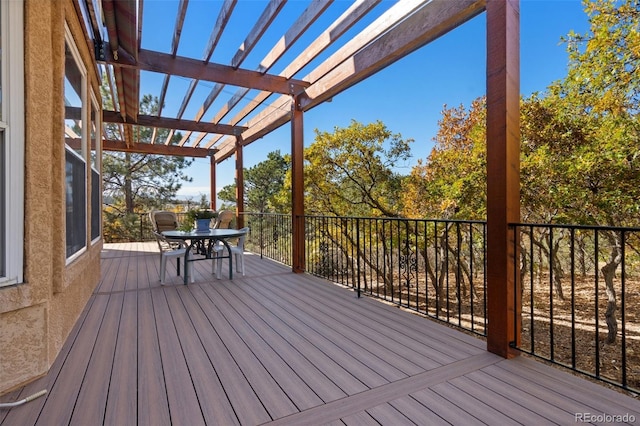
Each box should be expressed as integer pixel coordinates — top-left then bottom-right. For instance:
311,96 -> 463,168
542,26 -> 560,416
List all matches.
213,0 -> 485,161
152,0 -> 189,145
204,0 -> 382,150
166,0 -> 238,146
176,0 -> 287,148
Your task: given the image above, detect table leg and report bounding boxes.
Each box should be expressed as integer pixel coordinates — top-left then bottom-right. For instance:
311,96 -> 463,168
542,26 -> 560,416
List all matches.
184,242 -> 195,285
220,238 -> 233,280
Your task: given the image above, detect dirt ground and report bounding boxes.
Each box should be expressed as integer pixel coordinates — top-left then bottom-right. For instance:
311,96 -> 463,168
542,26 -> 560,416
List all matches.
366,274 -> 640,393
519,275 -> 640,392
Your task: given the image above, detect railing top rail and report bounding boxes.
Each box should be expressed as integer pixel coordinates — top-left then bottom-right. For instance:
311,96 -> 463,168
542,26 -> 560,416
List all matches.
224,213 -> 640,232
305,215 -> 486,224
510,222 -> 640,232
240,212 -> 288,216
243,211 -> 486,225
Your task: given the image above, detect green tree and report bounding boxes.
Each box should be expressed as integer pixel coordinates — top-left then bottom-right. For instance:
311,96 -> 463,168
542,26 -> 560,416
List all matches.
523,0 -> 640,343
246,150 -> 289,212
217,150 -> 289,212
102,94 -> 193,241
218,182 -> 237,204
402,98 -> 486,220
400,0 -> 639,344
305,120 -> 412,217
401,99 -> 487,310
303,120 -> 412,293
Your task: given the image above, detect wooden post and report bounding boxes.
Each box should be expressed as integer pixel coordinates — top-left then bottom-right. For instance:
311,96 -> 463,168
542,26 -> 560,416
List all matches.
291,95 -> 305,273
486,0 -> 521,358
235,135 -> 245,229
210,155 -> 216,210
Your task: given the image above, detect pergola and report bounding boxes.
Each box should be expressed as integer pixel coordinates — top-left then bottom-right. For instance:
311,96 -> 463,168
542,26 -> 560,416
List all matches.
81,0 -> 520,357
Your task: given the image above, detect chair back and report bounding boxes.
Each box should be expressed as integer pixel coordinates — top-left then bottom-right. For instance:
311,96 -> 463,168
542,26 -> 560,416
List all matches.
214,210 -> 234,229
150,211 -> 184,252
150,211 -> 179,232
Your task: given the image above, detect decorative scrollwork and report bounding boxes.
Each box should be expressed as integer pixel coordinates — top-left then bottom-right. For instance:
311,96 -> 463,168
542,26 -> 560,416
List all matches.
318,241 -> 332,275
399,240 -> 418,286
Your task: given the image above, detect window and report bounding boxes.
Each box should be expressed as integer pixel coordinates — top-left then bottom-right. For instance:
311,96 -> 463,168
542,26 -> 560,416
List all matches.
0,0 -> 24,286
64,28 -> 87,261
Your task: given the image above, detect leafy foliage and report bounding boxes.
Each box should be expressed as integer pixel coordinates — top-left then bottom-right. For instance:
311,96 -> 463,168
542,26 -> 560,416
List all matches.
402,98 -> 486,220
218,150 -> 290,212
304,120 -> 412,217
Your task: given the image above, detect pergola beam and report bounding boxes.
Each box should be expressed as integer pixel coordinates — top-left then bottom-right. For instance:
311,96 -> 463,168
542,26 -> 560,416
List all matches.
102,110 -> 246,135
101,48 -> 310,95
101,139 -> 214,157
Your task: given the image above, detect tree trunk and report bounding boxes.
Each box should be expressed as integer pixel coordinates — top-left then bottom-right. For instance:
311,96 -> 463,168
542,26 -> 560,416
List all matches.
600,230 -> 622,344
419,239 -> 447,315
124,153 -> 134,214
550,244 -> 565,301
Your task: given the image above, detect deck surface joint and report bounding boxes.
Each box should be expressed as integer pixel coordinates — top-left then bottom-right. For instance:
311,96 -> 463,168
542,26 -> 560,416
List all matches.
264,351 -> 502,425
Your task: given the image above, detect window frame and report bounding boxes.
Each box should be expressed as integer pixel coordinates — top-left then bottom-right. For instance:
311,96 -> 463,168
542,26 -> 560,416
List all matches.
90,91 -> 101,244
64,24 -> 88,263
0,0 -> 25,286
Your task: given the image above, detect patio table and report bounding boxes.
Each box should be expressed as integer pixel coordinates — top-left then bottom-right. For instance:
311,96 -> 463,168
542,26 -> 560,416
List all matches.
162,229 -> 246,284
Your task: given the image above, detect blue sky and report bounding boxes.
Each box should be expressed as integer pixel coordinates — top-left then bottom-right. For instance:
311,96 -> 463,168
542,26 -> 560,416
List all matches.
139,0 -> 591,203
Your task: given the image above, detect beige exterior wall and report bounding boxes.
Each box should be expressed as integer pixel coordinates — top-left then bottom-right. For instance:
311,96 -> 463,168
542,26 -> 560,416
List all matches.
0,0 -> 102,394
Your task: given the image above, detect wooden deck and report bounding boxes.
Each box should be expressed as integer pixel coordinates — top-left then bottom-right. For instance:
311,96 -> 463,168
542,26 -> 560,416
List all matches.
2,242 -> 639,425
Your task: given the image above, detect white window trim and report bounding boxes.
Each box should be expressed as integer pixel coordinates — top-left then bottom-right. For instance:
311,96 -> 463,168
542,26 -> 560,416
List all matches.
0,0 -> 25,286
64,24 -> 88,264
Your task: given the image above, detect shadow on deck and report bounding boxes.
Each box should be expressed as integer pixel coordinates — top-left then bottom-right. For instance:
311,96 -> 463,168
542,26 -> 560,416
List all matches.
1,242 -> 638,425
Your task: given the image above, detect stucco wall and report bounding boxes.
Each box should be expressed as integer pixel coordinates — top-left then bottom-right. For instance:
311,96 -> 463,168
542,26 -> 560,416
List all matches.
0,0 -> 102,394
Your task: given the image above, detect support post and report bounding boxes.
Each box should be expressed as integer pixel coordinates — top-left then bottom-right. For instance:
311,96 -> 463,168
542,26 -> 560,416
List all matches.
291,95 -> 305,273
235,136 -> 245,229
486,0 -> 521,358
210,155 -> 216,210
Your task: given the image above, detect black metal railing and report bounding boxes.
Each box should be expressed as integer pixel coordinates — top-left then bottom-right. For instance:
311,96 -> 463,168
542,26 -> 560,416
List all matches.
243,212 -> 487,337
243,212 -> 292,266
104,211 -> 222,243
512,223 -> 640,392
105,210 -> 639,391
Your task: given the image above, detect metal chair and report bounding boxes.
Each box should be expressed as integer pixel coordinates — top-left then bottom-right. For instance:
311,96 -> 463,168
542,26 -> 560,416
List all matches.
149,211 -> 191,284
214,227 -> 250,279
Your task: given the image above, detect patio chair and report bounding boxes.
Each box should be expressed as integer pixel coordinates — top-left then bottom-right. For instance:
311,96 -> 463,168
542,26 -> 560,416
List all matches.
208,210 -> 235,268
213,210 -> 234,229
214,227 -> 250,279
149,211 -> 191,284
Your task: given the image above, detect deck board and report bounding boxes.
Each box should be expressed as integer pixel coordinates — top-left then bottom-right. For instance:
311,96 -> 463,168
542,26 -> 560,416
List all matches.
249,275 -> 427,377
247,275 -> 409,384
152,286 -> 206,425
2,242 -> 639,425
258,273 -> 470,369
136,287 -> 172,425
196,286 -> 300,420
204,284 -> 325,412
184,284 -> 273,425
212,280 -> 349,403
69,291 -> 123,426
104,287 -> 138,426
